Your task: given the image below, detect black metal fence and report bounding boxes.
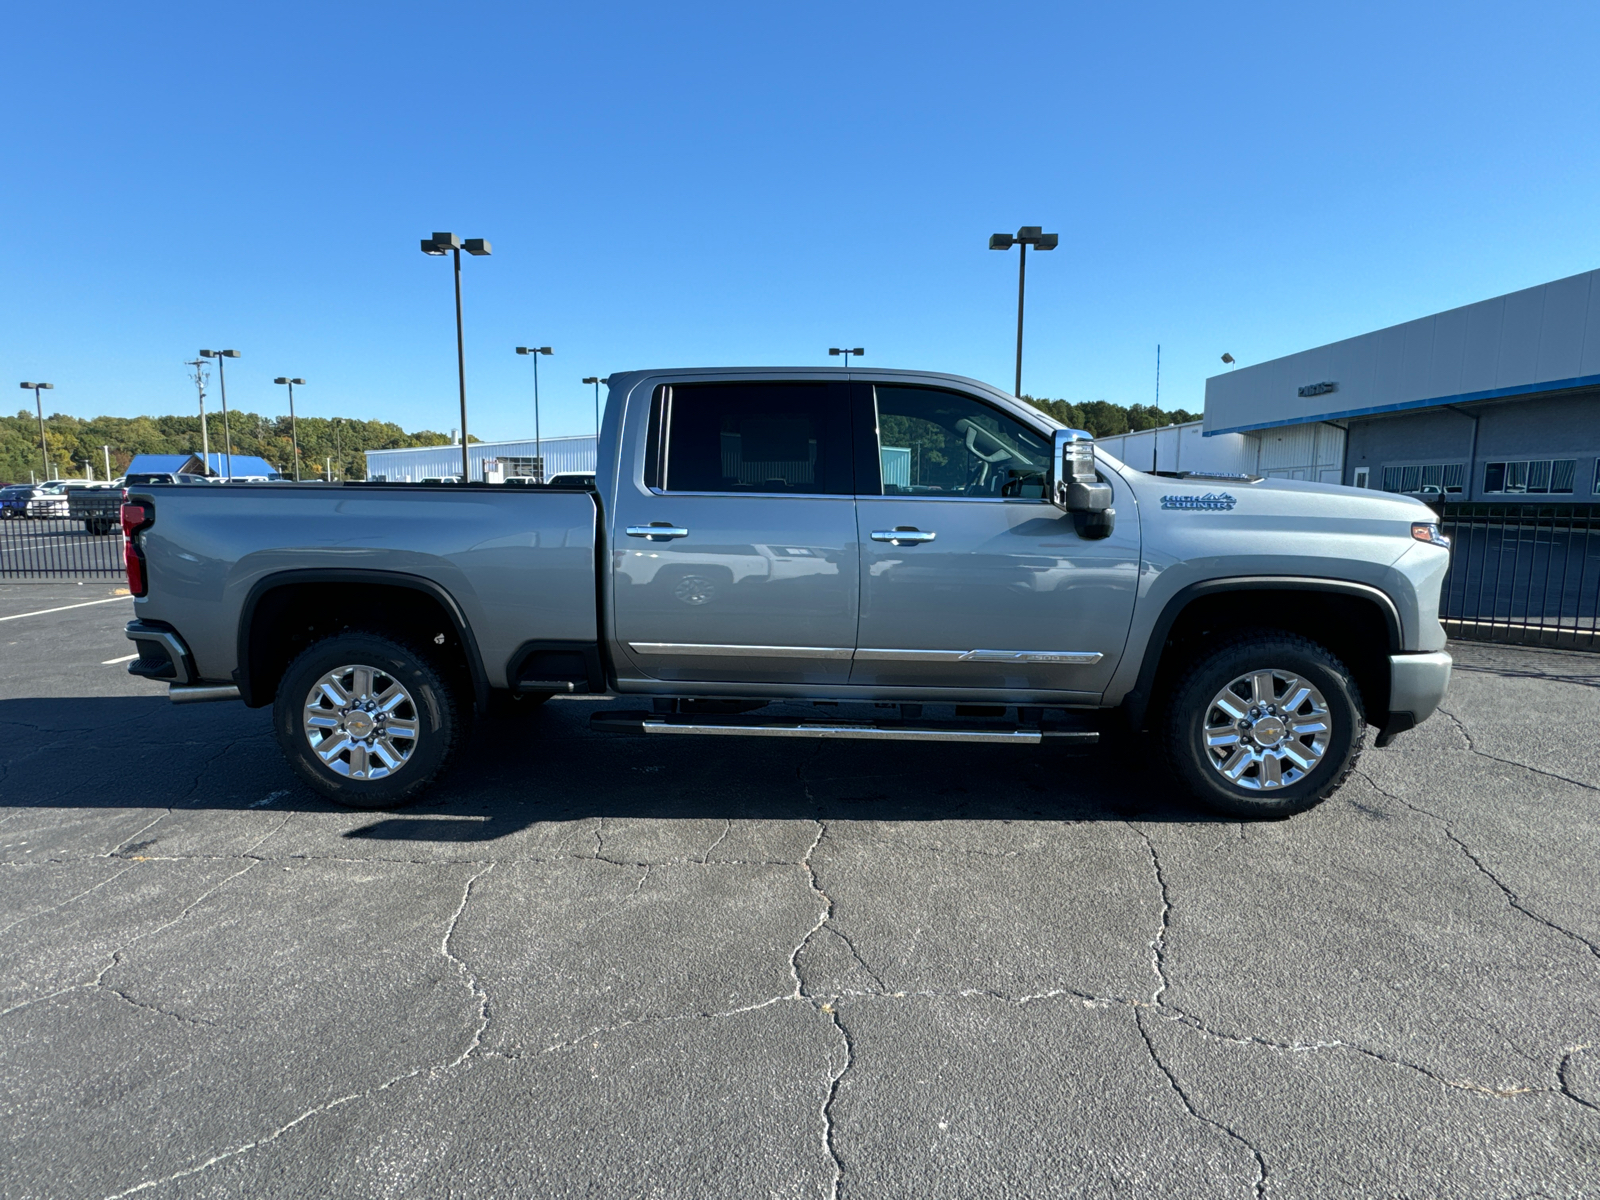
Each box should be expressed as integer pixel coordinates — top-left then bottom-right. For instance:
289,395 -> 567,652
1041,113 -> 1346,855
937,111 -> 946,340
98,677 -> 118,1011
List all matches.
1436,503 -> 1600,650
0,512 -> 127,579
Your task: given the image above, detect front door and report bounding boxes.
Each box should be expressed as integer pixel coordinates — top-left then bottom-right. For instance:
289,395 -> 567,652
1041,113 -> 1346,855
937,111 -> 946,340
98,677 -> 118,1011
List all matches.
851,383 -> 1140,697
611,379 -> 860,685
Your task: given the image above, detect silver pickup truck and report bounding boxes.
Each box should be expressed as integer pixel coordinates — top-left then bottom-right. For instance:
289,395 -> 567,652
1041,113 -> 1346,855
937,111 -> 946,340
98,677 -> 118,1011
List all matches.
122,367 -> 1453,818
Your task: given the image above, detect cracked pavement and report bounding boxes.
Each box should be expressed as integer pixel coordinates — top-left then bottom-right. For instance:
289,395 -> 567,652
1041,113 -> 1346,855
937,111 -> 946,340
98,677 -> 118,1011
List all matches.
1,584 -> 1597,1198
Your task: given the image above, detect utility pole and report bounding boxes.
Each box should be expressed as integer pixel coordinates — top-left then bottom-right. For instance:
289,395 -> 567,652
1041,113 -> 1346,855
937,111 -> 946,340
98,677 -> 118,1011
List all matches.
186,359 -> 212,466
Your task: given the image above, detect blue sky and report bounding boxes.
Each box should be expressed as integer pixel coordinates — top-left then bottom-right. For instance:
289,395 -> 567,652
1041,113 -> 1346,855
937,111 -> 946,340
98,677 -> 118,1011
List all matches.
5,1 -> 1599,443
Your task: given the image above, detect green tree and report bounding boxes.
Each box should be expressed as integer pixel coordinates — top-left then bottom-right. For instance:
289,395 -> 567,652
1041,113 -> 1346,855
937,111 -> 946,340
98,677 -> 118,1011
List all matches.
1019,395 -> 1200,438
0,410 -> 453,484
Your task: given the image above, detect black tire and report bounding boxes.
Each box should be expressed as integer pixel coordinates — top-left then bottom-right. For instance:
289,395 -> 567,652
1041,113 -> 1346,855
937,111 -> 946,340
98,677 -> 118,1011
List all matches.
273,631 -> 465,809
1161,630 -> 1364,819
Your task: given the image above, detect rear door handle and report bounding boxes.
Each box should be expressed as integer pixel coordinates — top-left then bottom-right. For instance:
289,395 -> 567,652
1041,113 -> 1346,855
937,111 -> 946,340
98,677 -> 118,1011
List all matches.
626,524 -> 689,540
871,527 -> 936,544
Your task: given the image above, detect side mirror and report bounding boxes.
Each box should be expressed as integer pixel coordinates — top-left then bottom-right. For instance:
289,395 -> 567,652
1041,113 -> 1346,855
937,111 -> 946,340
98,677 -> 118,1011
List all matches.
1052,429 -> 1113,513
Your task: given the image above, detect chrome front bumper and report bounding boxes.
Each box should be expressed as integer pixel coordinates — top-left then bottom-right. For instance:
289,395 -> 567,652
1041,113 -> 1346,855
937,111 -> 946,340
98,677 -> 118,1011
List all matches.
1375,650 -> 1453,746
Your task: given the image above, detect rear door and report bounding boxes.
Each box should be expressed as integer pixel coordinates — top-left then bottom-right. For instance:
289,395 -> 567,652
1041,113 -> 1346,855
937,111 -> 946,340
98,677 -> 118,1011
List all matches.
610,379 -> 860,685
851,383 -> 1139,697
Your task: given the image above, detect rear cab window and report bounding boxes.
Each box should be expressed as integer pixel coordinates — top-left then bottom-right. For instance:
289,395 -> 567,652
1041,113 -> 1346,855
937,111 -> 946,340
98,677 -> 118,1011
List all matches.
650,381 -> 855,496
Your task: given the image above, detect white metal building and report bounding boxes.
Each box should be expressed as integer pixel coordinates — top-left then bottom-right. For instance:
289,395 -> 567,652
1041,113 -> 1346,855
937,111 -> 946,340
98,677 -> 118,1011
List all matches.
1095,419 -> 1340,482
1201,267 -> 1600,499
363,435 -> 599,483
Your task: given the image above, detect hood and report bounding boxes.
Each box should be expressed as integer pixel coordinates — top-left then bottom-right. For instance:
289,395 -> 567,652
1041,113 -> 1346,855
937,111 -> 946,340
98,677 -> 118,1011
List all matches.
1102,459 -> 1436,524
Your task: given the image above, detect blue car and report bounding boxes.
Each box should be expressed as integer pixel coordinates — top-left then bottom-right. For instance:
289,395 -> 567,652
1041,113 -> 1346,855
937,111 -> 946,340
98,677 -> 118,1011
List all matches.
0,485 -> 35,519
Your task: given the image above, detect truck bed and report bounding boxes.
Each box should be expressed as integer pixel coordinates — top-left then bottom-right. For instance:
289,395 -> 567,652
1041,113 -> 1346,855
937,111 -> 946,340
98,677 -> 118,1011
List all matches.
129,482 -> 600,690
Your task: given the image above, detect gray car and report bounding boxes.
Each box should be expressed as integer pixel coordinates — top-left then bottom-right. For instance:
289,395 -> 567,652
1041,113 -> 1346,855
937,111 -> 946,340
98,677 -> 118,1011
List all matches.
122,368 -> 1452,819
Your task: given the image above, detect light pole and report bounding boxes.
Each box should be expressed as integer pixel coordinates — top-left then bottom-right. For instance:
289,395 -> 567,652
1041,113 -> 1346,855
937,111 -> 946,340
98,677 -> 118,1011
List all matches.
516,346 -> 553,481
273,377 -> 305,480
827,347 -> 864,367
332,418 -> 343,480
103,445 -> 112,482
582,375 -> 609,439
421,232 -> 492,482
19,382 -> 54,481
198,349 -> 240,479
988,225 -> 1058,397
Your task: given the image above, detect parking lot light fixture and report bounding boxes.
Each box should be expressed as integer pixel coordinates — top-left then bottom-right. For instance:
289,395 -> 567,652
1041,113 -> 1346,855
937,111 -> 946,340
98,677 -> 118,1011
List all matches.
827,347 -> 865,367
582,375 -> 609,438
20,382 -> 54,481
273,377 -> 306,481
516,346 -> 553,480
422,231 -> 492,481
988,225 -> 1058,396
198,350 -> 241,480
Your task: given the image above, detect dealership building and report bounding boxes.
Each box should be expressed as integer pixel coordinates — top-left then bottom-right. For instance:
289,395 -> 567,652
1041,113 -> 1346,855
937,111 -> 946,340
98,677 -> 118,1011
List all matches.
364,434 -> 598,483
1200,267 -> 1600,501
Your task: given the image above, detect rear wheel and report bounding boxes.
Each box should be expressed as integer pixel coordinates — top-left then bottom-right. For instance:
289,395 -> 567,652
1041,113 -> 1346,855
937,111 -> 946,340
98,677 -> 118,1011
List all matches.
1161,631 -> 1363,819
273,631 -> 465,809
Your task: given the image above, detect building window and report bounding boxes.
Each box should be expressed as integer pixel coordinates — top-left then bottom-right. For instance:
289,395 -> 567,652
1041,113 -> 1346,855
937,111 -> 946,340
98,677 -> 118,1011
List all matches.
1483,460 -> 1577,495
1382,463 -> 1465,496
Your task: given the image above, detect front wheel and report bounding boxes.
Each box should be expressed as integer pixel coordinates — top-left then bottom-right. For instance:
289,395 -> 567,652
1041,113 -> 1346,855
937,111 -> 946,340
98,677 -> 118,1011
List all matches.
1161,631 -> 1364,819
273,631 -> 465,809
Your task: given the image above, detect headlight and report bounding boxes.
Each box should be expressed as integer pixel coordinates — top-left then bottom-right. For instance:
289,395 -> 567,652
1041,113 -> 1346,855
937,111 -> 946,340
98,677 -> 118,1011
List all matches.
1411,522 -> 1450,548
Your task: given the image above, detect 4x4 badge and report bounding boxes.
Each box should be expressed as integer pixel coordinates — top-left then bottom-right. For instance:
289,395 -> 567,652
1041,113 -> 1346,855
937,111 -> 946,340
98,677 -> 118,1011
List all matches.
1161,492 -> 1237,511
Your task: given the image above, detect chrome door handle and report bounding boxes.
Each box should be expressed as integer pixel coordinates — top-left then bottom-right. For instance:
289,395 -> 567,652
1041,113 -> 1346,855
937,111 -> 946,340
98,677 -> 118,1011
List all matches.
626,524 -> 689,539
871,528 -> 936,544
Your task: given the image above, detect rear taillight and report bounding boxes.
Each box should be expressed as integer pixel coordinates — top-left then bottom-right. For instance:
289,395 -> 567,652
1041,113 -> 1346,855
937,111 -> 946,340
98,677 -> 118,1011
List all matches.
121,503 -> 152,596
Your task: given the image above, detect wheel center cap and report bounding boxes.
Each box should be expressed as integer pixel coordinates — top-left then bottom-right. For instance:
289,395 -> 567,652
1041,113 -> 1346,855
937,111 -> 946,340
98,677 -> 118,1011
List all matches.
1251,716 -> 1286,746
345,711 -> 375,738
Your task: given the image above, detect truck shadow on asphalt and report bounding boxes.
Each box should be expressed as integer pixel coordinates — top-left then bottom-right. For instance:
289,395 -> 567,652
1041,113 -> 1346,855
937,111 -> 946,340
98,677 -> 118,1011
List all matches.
0,696 -> 1234,841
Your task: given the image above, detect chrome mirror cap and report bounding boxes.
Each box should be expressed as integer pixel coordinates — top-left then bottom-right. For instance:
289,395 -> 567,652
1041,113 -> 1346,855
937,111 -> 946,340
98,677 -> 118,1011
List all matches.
1052,428 -> 1111,512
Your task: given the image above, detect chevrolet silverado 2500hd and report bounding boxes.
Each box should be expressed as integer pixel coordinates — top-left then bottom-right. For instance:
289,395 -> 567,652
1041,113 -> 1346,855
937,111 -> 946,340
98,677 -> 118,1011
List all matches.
121,368 -> 1453,818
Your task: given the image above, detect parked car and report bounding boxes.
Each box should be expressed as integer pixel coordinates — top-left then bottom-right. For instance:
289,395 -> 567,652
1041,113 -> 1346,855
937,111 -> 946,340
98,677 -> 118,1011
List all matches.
123,368 -> 1453,819
124,472 -> 212,487
67,484 -> 127,535
24,482 -> 72,518
0,484 -> 34,519
545,472 -> 597,488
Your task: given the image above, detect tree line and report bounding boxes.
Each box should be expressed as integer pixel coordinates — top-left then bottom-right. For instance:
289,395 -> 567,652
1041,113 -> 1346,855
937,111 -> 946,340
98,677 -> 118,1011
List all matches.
1020,396 -> 1200,437
1,410 -> 458,484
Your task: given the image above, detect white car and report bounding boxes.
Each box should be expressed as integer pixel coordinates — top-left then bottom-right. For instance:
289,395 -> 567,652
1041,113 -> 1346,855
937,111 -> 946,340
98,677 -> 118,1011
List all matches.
25,483 -> 71,517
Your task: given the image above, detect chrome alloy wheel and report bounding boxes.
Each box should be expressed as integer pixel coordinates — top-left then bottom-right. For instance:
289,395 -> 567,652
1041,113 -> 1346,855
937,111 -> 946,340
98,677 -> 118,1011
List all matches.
1201,669 -> 1331,790
302,664 -> 420,780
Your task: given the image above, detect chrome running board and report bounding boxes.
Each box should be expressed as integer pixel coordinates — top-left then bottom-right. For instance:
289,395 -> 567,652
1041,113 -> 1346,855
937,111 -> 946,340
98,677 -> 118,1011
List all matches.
590,711 -> 1098,745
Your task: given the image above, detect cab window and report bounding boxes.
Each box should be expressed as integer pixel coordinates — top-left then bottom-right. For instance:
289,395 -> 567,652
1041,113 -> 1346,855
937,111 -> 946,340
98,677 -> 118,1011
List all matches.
659,381 -> 854,495
873,386 -> 1049,499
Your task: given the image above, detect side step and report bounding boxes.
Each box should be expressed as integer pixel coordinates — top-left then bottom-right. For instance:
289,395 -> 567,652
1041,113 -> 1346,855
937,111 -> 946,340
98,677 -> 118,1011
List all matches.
590,710 -> 1098,745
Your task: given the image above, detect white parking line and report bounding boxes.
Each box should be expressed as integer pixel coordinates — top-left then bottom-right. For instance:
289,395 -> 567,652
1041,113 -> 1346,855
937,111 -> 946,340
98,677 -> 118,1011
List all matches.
102,653 -> 138,665
0,597 -> 129,622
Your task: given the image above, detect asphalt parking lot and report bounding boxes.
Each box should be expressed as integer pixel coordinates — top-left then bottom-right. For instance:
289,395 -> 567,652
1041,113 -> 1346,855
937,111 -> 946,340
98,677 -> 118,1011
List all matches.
1,582 -> 1597,1199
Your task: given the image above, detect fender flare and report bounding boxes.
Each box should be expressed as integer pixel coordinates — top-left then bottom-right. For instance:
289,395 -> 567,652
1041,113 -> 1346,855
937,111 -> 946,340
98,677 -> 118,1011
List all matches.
1120,576 -> 1402,729
236,568 -> 490,713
